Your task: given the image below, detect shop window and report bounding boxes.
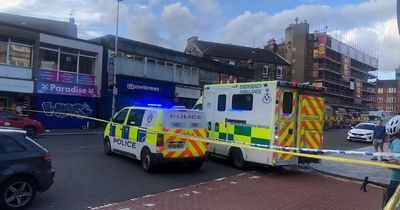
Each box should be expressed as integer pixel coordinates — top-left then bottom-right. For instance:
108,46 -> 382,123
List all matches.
39,49 -> 58,70
282,92 -> 293,114
232,94 -> 253,111
79,56 -> 95,75
0,41 -> 7,64
113,109 -> 129,124
217,95 -> 226,111
127,109 -> 145,126
60,53 -> 77,72
9,44 -> 31,67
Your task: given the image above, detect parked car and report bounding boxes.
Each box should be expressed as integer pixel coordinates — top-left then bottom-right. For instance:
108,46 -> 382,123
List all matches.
0,128 -> 55,209
0,110 -> 44,137
347,122 -> 375,142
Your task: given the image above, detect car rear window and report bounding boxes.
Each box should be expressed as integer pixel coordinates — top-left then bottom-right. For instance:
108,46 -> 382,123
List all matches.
161,110 -> 206,129
0,134 -> 26,154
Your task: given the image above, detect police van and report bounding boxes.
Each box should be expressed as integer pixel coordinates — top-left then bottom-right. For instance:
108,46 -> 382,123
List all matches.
103,106 -> 208,172
196,81 -> 325,168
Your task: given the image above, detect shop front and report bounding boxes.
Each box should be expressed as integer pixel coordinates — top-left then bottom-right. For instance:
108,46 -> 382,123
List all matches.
104,77 -> 175,119
33,70 -> 98,128
0,77 -> 34,116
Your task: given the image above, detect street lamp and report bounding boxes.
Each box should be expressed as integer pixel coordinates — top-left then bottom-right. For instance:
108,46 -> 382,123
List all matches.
111,0 -> 122,117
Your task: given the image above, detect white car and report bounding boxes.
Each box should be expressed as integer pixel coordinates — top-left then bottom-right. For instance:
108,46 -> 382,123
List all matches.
347,123 -> 375,142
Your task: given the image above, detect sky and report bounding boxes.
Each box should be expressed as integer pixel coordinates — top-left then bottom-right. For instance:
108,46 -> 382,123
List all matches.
0,0 -> 398,79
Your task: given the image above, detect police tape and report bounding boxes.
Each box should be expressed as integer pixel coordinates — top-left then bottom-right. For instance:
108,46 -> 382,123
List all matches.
4,107 -> 400,170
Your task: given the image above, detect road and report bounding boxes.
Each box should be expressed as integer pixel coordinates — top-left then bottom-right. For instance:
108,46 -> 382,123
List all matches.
321,128 -> 372,150
31,134 -> 241,210
29,128 -> 366,210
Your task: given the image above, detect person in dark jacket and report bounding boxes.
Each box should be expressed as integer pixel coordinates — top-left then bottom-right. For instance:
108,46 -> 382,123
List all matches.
371,119 -> 386,161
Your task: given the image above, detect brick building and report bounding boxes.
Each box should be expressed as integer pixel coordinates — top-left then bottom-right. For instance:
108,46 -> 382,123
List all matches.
375,80 -> 399,113
184,36 -> 291,83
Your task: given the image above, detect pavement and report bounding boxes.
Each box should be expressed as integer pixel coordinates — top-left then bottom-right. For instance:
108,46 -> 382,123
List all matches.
310,143 -> 391,185
91,169 -> 383,210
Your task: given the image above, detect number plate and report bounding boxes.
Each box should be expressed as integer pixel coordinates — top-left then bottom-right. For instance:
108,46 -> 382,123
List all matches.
168,142 -> 185,149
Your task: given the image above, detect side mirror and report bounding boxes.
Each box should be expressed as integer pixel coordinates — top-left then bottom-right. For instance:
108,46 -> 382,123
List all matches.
109,117 -> 113,122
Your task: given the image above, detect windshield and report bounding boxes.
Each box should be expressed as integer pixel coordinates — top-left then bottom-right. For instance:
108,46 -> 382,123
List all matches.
354,124 -> 375,130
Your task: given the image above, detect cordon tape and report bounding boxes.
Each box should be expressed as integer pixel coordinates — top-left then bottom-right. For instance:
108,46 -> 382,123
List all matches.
3,107 -> 400,170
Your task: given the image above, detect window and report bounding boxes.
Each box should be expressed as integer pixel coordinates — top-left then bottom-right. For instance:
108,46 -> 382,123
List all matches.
217,95 -> 226,111
9,44 -> 31,67
377,97 -> 383,103
276,66 -> 283,79
39,49 -> 58,70
60,53 -> 77,72
377,88 -> 384,94
79,56 -> 95,74
127,109 -> 145,126
113,109 -> 129,124
282,92 -> 293,114
388,88 -> 397,94
0,111 -> 16,119
0,41 -> 7,63
262,65 -> 269,78
0,135 -> 26,154
232,94 -> 253,111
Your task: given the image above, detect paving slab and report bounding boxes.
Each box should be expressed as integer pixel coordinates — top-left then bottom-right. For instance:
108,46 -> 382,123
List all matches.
91,169 -> 383,210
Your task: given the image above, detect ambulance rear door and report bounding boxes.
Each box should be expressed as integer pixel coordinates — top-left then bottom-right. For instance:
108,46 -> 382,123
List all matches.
296,94 -> 324,151
274,87 -> 298,165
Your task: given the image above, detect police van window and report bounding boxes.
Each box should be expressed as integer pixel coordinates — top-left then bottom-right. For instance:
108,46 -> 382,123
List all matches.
217,95 -> 226,111
113,109 -> 129,124
282,92 -> 293,114
127,109 -> 145,126
232,94 -> 253,111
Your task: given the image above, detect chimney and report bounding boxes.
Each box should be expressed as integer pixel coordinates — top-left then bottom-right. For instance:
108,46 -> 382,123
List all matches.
265,39 -> 277,52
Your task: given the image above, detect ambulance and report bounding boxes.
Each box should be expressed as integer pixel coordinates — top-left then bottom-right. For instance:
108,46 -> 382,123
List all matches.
103,106 -> 208,172
199,81 -> 325,168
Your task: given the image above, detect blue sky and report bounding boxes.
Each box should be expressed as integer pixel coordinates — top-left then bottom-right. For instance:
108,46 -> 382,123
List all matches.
0,0 -> 398,79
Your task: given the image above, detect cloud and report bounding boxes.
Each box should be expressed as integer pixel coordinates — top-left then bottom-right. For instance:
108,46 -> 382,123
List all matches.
189,0 -> 220,15
219,0 -> 398,76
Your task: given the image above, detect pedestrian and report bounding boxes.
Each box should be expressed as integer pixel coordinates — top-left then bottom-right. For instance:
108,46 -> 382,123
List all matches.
371,119 -> 386,161
384,115 -> 400,204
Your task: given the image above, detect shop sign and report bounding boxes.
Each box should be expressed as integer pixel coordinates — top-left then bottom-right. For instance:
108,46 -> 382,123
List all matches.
0,78 -> 33,93
59,72 -> 77,84
36,81 -> 97,97
37,69 -> 57,82
78,74 -> 96,85
117,78 -> 175,97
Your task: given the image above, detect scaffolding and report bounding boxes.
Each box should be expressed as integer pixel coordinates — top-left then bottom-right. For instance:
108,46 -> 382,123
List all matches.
312,32 -> 378,112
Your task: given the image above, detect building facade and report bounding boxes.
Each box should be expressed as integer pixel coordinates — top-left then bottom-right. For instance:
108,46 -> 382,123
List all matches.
0,15 -> 103,129
374,80 -> 400,113
184,36 -> 290,82
92,35 -> 252,120
278,22 -> 378,112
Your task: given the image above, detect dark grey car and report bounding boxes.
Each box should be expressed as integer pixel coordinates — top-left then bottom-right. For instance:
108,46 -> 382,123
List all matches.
0,128 -> 55,209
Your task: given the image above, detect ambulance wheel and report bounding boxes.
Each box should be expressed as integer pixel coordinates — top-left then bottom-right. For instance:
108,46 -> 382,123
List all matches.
141,148 -> 155,173
230,148 -> 246,169
104,137 -> 113,156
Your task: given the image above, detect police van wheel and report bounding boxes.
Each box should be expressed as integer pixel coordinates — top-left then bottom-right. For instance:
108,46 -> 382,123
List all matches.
230,148 -> 246,169
104,137 -> 113,156
141,148 -> 155,173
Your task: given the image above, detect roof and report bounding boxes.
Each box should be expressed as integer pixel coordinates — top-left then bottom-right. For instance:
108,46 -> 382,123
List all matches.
91,35 -> 255,79
194,39 -> 290,66
0,126 -> 26,134
0,12 -> 77,38
377,79 -> 398,85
